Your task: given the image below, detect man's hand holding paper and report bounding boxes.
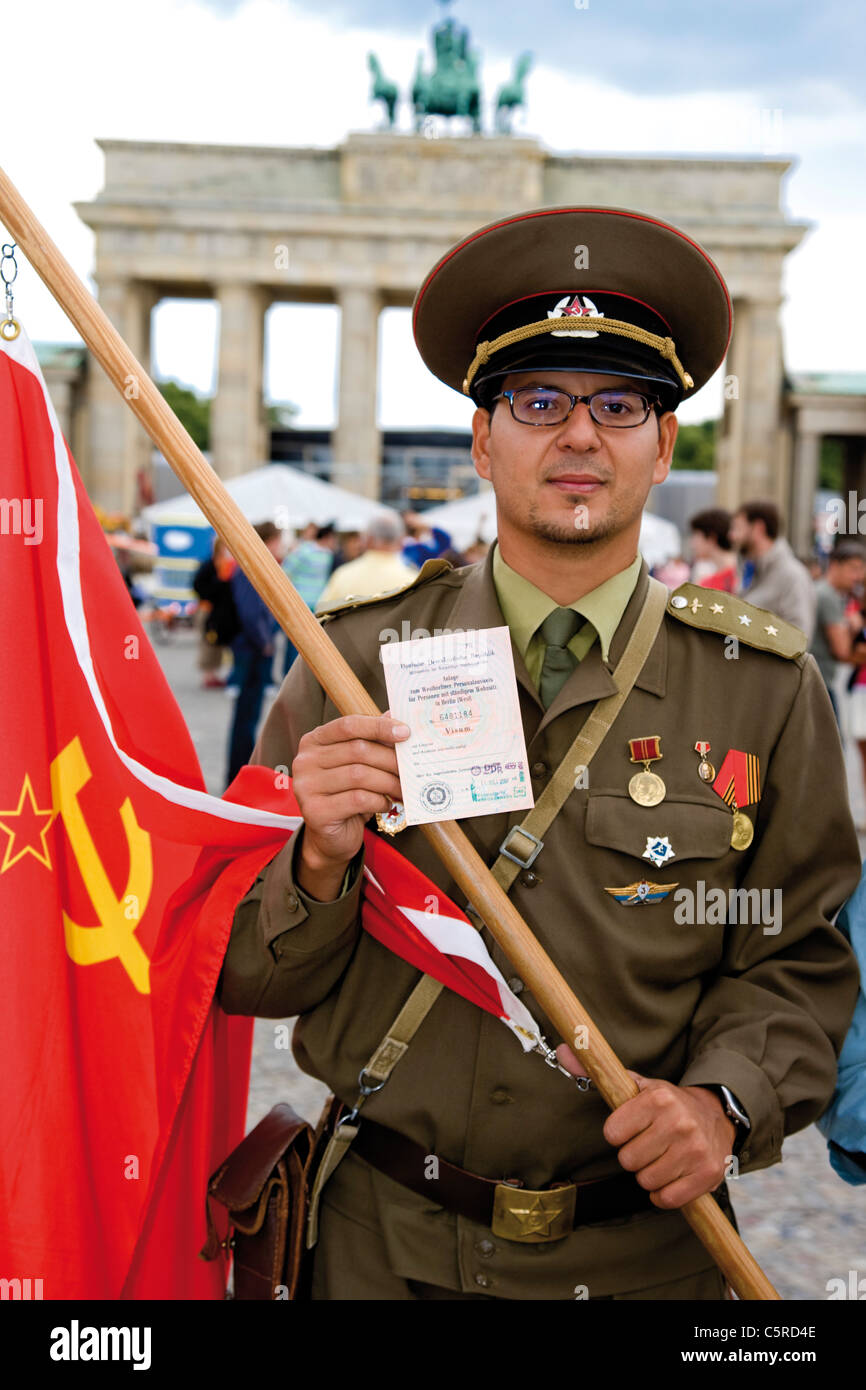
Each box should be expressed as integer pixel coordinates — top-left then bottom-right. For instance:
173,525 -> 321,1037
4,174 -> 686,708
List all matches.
381,626 -> 533,826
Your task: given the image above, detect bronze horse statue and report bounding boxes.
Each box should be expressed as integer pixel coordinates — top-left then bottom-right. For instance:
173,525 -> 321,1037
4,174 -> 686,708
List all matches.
495,52 -> 533,134
368,52 -> 399,128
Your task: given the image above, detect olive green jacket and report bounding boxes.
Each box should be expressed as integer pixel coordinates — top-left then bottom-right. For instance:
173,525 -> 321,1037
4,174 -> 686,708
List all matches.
218,550 -> 860,1297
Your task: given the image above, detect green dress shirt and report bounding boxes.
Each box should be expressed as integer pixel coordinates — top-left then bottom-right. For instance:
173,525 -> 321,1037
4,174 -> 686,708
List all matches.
491,543 -> 642,688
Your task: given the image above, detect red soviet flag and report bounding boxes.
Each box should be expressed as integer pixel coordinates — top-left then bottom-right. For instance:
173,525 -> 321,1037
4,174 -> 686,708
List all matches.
0,324 -> 566,1300
0,329 -> 295,1298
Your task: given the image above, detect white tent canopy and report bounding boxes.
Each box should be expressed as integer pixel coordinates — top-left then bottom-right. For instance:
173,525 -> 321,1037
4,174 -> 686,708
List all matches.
421,492 -> 682,569
141,464 -> 400,534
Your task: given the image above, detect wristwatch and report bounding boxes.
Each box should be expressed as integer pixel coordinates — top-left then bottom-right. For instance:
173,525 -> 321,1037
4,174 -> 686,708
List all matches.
716,1084 -> 751,1154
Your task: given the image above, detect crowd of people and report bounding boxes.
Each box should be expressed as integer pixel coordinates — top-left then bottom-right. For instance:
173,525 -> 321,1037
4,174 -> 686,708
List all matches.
190,495 -> 866,803
656,498 -> 866,821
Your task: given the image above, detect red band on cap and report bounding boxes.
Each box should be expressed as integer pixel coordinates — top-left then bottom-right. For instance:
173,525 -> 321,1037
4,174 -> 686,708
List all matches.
474,289 -> 673,341
413,206 -> 733,358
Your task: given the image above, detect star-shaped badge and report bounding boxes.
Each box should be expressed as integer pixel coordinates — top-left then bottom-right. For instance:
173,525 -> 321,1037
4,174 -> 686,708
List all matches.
642,835 -> 675,868
509,1194 -> 555,1237
376,800 -> 407,835
738,613 -> 752,627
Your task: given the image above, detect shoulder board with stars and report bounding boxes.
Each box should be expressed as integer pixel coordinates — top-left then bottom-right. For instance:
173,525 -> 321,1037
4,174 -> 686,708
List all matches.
317,556 -> 454,623
666,584 -> 807,659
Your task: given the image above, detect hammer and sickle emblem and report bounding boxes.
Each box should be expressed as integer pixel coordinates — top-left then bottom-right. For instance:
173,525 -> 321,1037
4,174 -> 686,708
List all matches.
49,737 -> 153,994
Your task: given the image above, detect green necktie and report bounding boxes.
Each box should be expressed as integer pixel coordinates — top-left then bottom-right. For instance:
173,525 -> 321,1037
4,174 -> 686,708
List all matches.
538,607 -> 582,708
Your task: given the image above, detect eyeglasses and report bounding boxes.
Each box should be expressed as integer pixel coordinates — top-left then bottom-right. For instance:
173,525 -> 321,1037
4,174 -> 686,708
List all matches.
493,386 -> 660,429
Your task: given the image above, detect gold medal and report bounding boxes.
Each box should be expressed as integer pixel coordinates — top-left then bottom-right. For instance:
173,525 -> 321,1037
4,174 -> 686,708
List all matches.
628,770 -> 666,807
730,808 -> 754,851
711,752 -> 761,851
627,736 -> 666,806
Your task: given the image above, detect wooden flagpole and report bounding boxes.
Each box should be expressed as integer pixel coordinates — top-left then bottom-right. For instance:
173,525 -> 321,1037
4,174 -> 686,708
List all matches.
0,164 -> 779,1300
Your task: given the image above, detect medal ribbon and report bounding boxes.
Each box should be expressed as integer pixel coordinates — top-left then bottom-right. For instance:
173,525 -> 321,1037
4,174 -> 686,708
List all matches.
629,736 -> 662,764
712,749 -> 760,809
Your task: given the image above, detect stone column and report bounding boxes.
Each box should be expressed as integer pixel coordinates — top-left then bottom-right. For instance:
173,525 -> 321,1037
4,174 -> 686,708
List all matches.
332,286 -> 381,500
715,298 -> 750,511
741,298 -> 785,505
212,284 -> 268,479
789,428 -> 821,555
87,278 -> 157,514
715,297 -> 785,514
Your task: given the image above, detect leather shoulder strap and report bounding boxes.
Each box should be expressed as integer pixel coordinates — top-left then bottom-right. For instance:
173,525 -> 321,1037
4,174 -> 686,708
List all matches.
306,973 -> 446,1248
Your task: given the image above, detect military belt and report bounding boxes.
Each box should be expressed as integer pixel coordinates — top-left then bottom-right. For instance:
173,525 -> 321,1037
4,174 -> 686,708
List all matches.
351,1117 -> 654,1243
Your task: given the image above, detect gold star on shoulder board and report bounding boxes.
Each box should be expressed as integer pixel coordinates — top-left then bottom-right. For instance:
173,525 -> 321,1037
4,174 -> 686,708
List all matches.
666,584 -> 807,659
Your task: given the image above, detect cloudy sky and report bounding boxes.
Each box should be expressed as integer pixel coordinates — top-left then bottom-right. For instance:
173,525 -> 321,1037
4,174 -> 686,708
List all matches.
3,0 -> 865,432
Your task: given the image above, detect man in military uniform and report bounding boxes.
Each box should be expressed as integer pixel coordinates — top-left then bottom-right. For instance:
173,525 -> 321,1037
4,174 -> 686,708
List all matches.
218,207 -> 861,1300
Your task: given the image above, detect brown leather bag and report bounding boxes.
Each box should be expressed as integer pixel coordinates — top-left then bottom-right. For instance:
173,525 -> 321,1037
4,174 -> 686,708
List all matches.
200,1097 -> 337,1300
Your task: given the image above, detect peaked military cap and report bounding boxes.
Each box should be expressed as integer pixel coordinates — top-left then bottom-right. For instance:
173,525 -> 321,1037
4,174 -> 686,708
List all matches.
412,206 -> 733,412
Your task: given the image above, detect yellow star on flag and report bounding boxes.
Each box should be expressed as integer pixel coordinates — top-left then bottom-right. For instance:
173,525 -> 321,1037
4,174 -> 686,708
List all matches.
0,774 -> 56,873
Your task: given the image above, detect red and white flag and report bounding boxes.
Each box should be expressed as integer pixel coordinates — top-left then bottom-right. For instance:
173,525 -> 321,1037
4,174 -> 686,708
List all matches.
362,830 -> 542,1048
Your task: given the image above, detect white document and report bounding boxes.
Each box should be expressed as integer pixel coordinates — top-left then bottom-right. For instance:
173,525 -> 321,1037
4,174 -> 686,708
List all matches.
380,626 -> 534,826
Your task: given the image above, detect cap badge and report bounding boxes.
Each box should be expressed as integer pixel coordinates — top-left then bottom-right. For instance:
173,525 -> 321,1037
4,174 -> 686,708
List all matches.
548,294 -> 601,340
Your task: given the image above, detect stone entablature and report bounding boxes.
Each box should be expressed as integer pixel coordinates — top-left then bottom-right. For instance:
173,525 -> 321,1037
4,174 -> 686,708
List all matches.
76,134 -> 807,516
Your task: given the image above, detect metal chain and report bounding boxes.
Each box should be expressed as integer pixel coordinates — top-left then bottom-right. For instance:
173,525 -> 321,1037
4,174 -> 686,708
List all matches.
511,1021 -> 593,1090
1,242 -> 20,341
533,1033 -> 592,1091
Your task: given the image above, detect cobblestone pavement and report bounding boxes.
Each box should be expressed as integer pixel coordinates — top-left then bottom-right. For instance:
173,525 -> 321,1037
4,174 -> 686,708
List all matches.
151,625 -> 865,1300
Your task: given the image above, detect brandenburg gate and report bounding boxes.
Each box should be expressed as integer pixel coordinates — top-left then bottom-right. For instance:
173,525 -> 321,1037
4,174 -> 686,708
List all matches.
76,133 -> 807,517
